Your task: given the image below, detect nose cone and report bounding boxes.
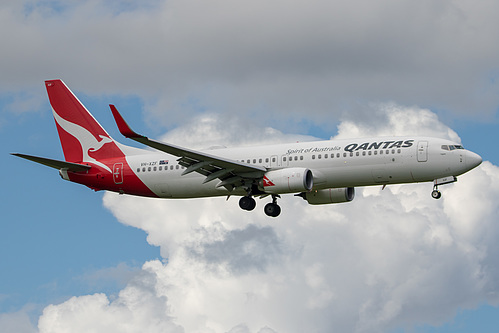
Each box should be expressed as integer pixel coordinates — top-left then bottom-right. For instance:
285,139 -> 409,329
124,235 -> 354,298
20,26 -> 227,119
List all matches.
466,151 -> 482,170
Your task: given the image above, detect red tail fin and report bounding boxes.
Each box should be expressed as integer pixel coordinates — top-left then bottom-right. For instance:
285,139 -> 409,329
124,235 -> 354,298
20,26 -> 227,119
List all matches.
45,80 -> 124,171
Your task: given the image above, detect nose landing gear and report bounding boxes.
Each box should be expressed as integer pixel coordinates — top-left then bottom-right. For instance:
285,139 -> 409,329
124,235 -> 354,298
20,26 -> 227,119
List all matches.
431,176 -> 457,199
431,188 -> 442,199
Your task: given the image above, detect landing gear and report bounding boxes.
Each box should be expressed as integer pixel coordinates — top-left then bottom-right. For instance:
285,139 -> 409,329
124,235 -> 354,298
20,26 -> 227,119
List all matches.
431,189 -> 442,199
431,176 -> 457,199
264,203 -> 281,217
239,196 -> 256,211
238,193 -> 281,217
264,195 -> 281,217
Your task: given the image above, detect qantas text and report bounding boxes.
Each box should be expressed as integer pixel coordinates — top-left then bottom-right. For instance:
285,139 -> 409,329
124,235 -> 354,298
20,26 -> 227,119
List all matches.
344,140 -> 414,152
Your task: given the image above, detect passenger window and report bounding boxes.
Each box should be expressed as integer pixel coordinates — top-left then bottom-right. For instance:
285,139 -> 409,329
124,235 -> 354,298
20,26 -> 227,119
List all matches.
356,152 -> 359,156
362,151 -> 366,156
343,153 -> 347,157
259,158 -> 262,163
247,159 -> 250,163
300,156 -> 303,160
253,159 -> 256,163
324,154 -> 328,159
350,152 -> 353,157
137,168 -> 140,172
142,167 -> 146,172
318,154 -> 321,159
380,150 -> 383,155
272,157 -> 276,162
397,149 -> 401,154
176,165 -> 179,169
294,156 -> 298,161
153,166 -> 157,171
148,167 -> 151,172
283,157 -> 287,162
331,153 -> 334,158
312,155 -> 315,160
368,151 -> 372,155
374,151 -> 378,155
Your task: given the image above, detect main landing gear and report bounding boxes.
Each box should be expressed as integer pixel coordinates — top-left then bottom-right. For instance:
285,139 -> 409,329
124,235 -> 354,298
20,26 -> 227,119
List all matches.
238,194 -> 281,217
239,196 -> 256,211
264,195 -> 281,217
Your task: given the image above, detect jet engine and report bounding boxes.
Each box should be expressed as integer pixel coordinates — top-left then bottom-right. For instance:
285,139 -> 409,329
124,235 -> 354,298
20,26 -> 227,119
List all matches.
300,187 -> 355,205
262,168 -> 313,194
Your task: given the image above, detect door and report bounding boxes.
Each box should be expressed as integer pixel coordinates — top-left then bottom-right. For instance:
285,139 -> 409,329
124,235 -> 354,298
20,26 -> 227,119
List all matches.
417,141 -> 428,162
270,155 -> 279,168
281,155 -> 289,167
113,163 -> 123,184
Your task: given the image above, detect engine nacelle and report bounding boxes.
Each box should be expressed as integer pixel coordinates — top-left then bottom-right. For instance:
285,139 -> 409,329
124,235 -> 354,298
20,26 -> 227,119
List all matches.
262,168 -> 313,194
302,187 -> 355,205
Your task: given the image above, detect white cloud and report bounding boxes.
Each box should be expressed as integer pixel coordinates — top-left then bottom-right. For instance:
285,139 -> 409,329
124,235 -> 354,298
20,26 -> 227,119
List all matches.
37,104 -> 499,333
1,0 -> 499,126
334,102 -> 461,142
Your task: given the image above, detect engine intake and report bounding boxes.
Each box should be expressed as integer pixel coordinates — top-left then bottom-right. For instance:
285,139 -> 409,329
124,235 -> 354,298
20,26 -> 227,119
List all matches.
301,187 -> 355,205
262,168 -> 313,194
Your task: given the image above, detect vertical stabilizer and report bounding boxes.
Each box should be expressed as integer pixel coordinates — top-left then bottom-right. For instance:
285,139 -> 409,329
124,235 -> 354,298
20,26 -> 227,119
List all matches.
45,80 -> 123,172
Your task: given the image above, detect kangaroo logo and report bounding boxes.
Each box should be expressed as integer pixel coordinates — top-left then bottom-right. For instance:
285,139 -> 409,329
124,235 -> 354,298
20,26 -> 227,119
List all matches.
53,109 -> 113,173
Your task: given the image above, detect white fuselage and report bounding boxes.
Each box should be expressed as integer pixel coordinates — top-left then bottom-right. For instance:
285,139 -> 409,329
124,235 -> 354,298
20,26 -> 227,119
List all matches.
123,136 -> 481,198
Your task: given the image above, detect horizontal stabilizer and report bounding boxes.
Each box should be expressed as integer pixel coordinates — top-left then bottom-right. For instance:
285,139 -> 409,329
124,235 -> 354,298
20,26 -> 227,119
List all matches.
11,153 -> 91,172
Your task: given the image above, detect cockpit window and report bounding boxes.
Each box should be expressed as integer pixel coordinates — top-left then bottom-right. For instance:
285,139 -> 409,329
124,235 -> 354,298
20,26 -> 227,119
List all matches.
441,144 -> 464,151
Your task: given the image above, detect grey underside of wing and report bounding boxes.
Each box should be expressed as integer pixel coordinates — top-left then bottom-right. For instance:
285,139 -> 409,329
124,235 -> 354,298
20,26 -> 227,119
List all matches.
131,137 -> 266,189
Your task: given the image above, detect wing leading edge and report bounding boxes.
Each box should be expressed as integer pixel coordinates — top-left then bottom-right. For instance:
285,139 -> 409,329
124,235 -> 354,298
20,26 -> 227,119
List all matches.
109,105 -> 266,190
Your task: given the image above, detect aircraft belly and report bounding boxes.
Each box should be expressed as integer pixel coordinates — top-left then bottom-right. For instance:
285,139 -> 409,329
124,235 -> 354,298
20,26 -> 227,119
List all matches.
318,163 -> 414,188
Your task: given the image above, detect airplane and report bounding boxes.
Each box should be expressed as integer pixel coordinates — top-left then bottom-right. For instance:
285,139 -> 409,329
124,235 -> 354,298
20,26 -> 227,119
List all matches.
12,79 -> 483,217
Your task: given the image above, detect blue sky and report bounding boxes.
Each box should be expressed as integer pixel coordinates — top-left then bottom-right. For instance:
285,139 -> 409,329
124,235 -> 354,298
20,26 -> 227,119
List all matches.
1,1 -> 499,332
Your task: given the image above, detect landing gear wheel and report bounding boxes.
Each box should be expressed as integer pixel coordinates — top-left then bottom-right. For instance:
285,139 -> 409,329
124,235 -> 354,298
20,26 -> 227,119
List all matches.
264,203 -> 281,217
431,190 -> 442,199
239,196 -> 256,211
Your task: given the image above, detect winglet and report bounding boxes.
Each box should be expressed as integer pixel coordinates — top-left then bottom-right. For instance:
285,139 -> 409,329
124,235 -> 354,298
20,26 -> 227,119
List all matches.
109,104 -> 143,138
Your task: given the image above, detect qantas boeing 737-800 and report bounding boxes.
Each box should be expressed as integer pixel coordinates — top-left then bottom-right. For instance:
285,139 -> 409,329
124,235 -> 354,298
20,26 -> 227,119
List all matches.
12,80 -> 482,217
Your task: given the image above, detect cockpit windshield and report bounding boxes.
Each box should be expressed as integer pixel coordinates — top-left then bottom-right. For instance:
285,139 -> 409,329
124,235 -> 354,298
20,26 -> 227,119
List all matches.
441,145 -> 464,151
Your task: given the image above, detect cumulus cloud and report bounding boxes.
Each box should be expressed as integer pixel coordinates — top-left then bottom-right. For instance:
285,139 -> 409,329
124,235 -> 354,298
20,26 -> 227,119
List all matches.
1,0 -> 499,126
36,104 -> 499,332
334,102 -> 461,142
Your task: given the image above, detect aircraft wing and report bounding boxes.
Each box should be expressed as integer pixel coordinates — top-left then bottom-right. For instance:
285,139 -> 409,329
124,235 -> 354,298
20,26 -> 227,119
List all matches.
110,105 -> 266,190
11,153 -> 91,172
